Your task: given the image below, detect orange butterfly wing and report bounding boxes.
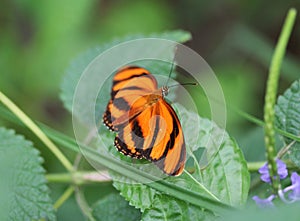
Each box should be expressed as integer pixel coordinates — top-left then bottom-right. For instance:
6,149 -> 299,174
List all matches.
103,66 -> 186,176
103,66 -> 157,131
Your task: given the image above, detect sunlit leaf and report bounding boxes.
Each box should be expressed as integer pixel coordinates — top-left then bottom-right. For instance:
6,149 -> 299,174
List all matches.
177,103 -> 250,206
200,138 -> 250,206
110,103 -> 248,218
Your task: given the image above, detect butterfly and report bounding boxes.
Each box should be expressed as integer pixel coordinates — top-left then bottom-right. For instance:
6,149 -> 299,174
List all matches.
103,66 -> 186,176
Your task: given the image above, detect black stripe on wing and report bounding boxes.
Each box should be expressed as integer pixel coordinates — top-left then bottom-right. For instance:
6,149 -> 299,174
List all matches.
141,106 -> 161,159
154,102 -> 180,160
114,129 -> 143,159
103,100 -> 115,131
111,85 -> 147,99
112,66 -> 149,85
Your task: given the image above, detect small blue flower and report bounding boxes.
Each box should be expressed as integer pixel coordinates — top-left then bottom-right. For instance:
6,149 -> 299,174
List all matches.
252,194 -> 276,208
258,159 -> 288,183
282,172 -> 300,202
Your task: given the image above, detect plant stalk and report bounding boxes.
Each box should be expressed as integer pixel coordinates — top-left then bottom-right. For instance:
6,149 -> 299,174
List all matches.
263,8 -> 297,192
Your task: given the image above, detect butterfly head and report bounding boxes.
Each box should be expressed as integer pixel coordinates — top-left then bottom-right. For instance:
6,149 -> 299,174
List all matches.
161,85 -> 169,97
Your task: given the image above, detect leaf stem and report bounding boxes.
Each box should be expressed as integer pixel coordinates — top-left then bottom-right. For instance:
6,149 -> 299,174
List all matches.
0,91 -> 74,172
46,173 -> 73,183
46,171 -> 112,184
247,162 -> 265,172
263,8 -> 297,192
277,140 -> 297,159
233,106 -> 300,142
53,186 -> 75,209
75,186 -> 96,221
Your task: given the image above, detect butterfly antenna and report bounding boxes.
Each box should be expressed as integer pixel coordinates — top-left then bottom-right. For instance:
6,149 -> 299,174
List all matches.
165,45 -> 178,87
168,82 -> 198,88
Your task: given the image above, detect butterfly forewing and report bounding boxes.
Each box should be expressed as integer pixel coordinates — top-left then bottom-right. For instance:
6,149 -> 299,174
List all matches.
103,66 -> 186,176
103,66 -> 158,131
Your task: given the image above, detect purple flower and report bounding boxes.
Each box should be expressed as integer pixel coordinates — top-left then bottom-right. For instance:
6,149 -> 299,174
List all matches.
258,159 -> 288,183
281,172 -> 300,202
258,164 -> 271,183
252,194 -> 276,208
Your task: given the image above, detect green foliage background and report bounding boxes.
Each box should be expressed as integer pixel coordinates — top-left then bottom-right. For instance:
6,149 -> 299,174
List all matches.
1,1 -> 300,220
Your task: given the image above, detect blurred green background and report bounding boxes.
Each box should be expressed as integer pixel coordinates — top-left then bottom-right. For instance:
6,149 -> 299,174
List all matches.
1,0 -> 299,220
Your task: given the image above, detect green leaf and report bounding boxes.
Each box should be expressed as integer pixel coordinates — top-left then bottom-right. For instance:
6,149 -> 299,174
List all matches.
141,195 -> 215,221
83,146 -> 231,214
111,155 -> 222,213
275,79 -> 300,165
110,103 -> 249,218
0,127 -> 55,221
201,138 -> 250,206
92,192 -> 141,221
113,173 -> 217,220
60,30 -> 191,125
111,170 -> 222,216
176,103 -> 250,206
113,176 -> 157,212
108,105 -> 225,215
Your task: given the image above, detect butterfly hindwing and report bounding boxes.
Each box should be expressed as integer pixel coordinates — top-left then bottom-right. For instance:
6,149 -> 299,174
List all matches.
153,101 -> 186,176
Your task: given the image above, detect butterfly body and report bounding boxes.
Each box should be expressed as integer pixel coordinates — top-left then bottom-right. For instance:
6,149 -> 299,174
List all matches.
103,66 -> 186,176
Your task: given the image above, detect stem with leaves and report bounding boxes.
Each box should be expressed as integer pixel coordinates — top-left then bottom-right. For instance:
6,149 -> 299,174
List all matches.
0,91 -> 74,172
263,8 -> 296,192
